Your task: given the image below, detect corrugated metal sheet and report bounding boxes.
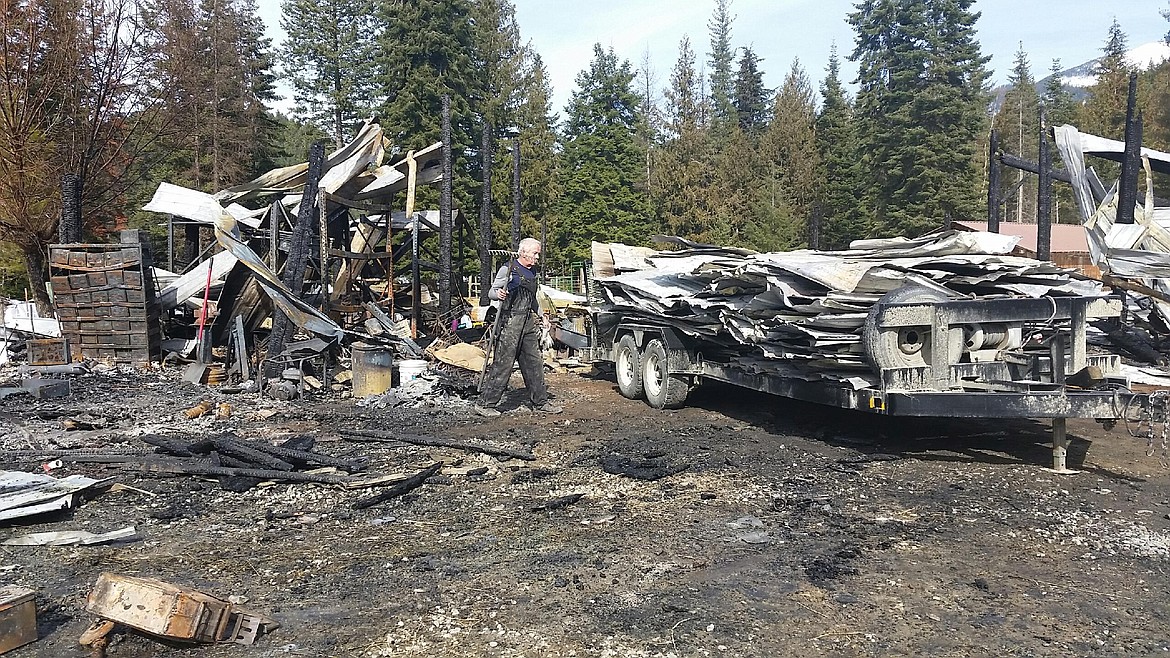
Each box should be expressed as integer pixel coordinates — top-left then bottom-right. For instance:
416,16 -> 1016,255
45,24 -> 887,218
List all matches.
0,471 -> 112,522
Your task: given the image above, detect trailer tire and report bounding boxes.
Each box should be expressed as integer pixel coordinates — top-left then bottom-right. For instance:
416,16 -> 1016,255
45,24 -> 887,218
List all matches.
642,339 -> 688,409
615,335 -> 644,400
863,285 -> 962,372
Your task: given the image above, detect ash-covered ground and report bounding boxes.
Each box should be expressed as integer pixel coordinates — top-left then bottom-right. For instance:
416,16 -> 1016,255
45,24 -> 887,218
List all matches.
2,364 -> 1169,657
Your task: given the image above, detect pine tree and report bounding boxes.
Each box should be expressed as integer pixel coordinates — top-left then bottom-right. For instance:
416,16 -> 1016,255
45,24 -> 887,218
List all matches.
815,46 -> 864,248
992,44 -> 1040,223
1041,59 -> 1081,224
707,0 -> 735,129
279,0 -> 379,146
375,0 -> 478,153
655,36 -> 713,241
848,0 -> 990,239
512,53 -> 561,266
1042,59 -> 1077,127
232,0 -> 281,173
1078,19 -> 1131,140
476,0 -> 528,251
756,58 -> 817,251
733,47 -> 769,136
556,45 -> 653,264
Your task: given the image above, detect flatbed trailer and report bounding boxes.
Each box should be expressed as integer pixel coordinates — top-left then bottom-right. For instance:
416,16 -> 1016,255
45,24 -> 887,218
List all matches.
583,290 -> 1151,471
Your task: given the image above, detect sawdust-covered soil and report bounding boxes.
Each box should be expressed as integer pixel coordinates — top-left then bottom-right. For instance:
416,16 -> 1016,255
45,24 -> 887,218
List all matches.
2,365 -> 1170,657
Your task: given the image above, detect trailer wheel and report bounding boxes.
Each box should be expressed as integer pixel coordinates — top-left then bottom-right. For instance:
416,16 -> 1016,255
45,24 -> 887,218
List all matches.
615,335 -> 644,399
642,339 -> 688,409
863,286 -> 962,371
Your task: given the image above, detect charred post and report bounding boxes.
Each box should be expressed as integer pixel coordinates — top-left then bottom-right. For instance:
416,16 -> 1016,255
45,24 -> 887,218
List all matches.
167,215 -> 175,272
1116,72 -> 1142,226
1036,110 -> 1053,261
479,121 -> 493,306
987,129 -> 1001,233
59,173 -> 82,243
268,141 -> 326,367
439,95 -> 453,321
511,138 -> 521,250
184,223 -> 200,271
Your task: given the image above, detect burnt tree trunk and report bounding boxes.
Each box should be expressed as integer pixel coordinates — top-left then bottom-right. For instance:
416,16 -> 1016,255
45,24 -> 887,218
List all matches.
21,244 -> 52,314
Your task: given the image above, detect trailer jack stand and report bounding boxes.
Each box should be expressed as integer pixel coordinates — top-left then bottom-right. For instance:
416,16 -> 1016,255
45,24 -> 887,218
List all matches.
1047,417 -> 1080,474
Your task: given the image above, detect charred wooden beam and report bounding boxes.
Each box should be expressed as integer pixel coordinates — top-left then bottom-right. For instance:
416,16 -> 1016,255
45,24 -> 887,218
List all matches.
479,121 -> 493,306
352,462 -> 442,509
269,141 -> 326,366
529,492 -> 584,512
440,94 -> 453,321
987,129 -> 1001,232
511,138 -> 521,250
1117,72 -> 1142,226
212,434 -> 295,471
1036,109 -> 1053,262
134,461 -> 354,484
338,428 -> 536,461
997,152 -> 1072,184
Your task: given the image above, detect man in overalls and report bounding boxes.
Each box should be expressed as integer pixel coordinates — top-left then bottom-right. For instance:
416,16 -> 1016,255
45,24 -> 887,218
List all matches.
476,238 -> 562,416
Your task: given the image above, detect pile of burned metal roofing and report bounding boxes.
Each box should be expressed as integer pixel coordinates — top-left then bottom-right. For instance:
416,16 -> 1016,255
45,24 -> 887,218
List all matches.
592,230 -> 1106,379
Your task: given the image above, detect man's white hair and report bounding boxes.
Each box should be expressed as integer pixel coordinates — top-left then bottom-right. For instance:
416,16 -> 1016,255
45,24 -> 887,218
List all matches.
517,237 -> 542,257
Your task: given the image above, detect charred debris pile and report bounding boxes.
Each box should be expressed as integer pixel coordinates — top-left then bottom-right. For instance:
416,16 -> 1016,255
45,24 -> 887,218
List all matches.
13,117 -> 592,406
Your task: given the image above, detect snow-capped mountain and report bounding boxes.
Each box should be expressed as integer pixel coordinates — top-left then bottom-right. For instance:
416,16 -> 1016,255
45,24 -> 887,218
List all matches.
1045,41 -> 1170,89
989,41 -> 1170,113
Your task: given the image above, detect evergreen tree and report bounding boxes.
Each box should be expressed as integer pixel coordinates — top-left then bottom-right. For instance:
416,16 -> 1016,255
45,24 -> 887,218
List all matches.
1078,19 -> 1131,140
756,58 -> 817,251
279,0 -> 379,146
815,46 -> 864,248
556,45 -> 653,264
635,48 -> 662,193
655,36 -> 713,241
1042,59 -> 1080,223
992,44 -> 1039,223
1042,59 -> 1077,127
375,0 -> 478,153
733,47 -> 769,136
707,0 -> 735,129
512,53 -> 561,265
476,0 -> 527,250
232,0 -> 281,173
848,0 -> 990,239
664,37 -> 704,139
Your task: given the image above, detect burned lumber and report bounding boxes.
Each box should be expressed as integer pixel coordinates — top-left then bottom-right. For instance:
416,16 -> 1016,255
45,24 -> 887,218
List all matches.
237,439 -> 367,472
0,447 -> 154,458
529,493 -> 584,512
211,434 -> 295,471
339,428 -> 536,461
133,462 -> 353,484
142,434 -> 199,457
1106,327 -> 1166,365
600,454 -> 689,481
352,462 -> 442,509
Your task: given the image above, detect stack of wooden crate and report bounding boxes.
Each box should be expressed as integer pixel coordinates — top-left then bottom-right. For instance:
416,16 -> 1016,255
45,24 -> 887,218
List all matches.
49,231 -> 160,365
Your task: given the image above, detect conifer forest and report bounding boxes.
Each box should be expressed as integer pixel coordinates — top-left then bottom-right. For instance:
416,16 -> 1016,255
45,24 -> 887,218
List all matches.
2,0 -> 1170,300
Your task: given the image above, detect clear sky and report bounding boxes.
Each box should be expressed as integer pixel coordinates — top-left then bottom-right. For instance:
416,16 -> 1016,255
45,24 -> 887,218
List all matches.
256,0 -> 1170,116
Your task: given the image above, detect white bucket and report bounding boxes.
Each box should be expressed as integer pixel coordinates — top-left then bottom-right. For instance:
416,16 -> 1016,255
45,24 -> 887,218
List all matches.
398,359 -> 427,383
